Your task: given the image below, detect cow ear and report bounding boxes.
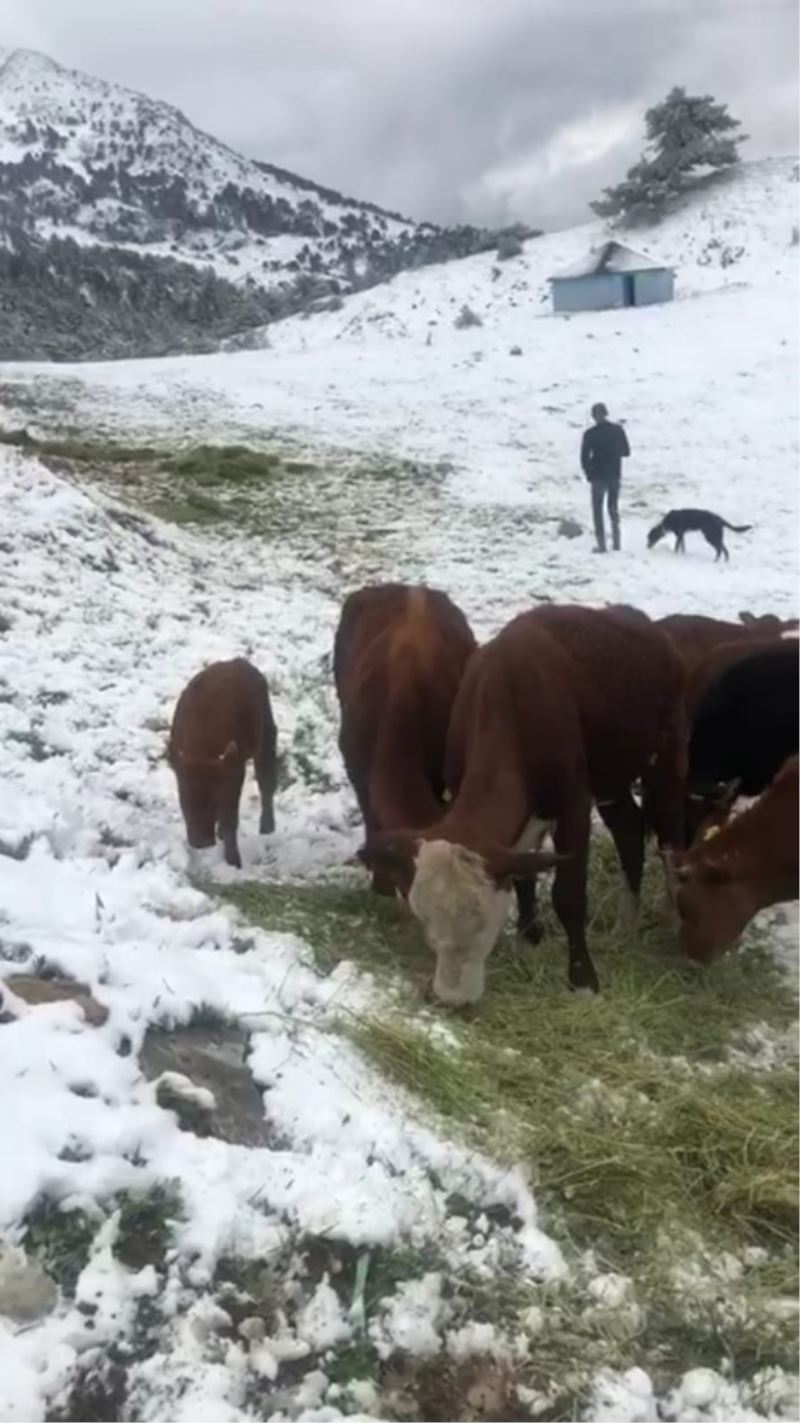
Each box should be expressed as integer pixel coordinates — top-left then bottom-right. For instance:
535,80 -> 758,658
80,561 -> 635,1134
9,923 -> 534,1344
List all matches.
218,740 -> 238,763
738,610 -> 756,626
713,777 -> 741,811
358,831 -> 418,870
483,847 -> 566,887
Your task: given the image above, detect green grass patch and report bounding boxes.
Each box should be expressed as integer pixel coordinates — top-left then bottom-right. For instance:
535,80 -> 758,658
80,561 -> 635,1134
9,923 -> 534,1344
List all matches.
0,428 -> 158,464
218,878 -> 429,981
161,443 -> 283,485
24,1200 -> 97,1298
113,1182 -> 183,1271
149,491 -> 227,525
220,842 -> 798,1387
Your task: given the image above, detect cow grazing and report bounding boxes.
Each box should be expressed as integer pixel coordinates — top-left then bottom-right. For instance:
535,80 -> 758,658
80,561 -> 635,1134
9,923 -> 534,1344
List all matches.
168,658 -> 277,868
686,641 -> 799,844
674,757 -> 798,961
360,606 -> 687,1004
334,583 -> 476,895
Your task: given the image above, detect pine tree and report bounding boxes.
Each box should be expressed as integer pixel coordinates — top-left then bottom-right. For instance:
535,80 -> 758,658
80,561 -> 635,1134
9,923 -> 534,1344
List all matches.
591,87 -> 747,225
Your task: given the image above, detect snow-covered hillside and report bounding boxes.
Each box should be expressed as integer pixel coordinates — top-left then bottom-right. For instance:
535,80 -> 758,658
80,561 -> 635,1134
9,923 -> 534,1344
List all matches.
0,49 -> 530,359
4,157 -> 796,616
229,155 -> 799,345
0,48 -> 416,279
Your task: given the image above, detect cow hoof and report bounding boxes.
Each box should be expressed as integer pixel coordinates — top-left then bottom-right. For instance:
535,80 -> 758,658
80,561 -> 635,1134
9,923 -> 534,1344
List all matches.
518,920 -> 544,947
259,813 -> 275,835
224,849 -> 242,870
569,965 -> 599,995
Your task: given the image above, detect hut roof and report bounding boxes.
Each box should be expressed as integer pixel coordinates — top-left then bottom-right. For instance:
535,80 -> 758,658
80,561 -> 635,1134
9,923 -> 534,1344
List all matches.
550,241 -> 670,281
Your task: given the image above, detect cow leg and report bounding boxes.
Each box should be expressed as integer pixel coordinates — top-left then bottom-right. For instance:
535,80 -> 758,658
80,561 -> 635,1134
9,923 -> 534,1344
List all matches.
551,794 -> 598,993
218,767 -> 245,869
642,724 -> 687,917
513,816 -> 553,945
596,793 -> 644,934
357,792 -> 397,896
515,879 -> 543,945
254,724 -> 278,835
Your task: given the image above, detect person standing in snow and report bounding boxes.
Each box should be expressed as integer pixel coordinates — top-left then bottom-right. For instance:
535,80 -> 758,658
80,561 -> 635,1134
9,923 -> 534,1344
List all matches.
580,403 -> 630,553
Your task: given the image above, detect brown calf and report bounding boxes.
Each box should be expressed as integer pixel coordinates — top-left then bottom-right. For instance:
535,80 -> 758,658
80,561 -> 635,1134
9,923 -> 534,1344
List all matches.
361,605 -> 687,1003
334,583 -> 476,895
674,756 -> 799,961
168,658 -> 277,868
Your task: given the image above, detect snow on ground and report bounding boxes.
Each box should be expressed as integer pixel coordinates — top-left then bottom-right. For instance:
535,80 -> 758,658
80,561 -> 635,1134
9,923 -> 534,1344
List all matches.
0,451 -> 566,1420
2,159 -> 797,626
0,159 -> 797,1420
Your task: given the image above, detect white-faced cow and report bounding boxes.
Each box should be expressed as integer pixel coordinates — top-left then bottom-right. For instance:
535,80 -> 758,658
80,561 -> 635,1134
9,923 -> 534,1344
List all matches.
361,605 -> 687,1005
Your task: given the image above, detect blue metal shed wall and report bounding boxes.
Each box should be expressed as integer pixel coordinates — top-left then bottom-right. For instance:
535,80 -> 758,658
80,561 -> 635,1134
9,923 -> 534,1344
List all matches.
550,273 -> 626,313
632,269 -> 674,306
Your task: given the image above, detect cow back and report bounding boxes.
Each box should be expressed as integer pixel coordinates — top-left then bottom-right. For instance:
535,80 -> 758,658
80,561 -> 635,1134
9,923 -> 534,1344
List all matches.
170,658 -> 272,762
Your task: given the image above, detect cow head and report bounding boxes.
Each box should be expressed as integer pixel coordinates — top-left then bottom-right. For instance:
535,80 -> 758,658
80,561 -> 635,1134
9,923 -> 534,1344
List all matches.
688,778 -> 741,846
359,832 -> 563,1005
671,834 -> 759,962
168,739 -> 239,849
685,776 -> 741,848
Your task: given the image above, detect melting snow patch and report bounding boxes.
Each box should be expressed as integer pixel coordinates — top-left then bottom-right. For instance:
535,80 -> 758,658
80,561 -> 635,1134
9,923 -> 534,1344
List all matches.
371,1273 -> 444,1360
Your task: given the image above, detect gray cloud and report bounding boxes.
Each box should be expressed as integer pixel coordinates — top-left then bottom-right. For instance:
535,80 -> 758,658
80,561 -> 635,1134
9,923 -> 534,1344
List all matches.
4,0 -> 798,226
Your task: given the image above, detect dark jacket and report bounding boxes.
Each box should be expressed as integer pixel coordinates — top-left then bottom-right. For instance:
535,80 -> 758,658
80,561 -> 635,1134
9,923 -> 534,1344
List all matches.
581,419 -> 630,482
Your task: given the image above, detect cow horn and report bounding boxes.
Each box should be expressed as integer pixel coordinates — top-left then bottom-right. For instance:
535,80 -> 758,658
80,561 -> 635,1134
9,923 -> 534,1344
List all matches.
484,847 -> 567,884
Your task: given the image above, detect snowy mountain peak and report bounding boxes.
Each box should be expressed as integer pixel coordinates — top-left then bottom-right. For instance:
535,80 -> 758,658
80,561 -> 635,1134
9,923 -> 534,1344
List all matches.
0,50 -> 531,359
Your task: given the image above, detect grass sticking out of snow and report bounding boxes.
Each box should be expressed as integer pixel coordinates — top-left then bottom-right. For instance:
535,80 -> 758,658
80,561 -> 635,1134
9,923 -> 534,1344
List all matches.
222,839 -> 799,1384
0,429 -> 290,527
114,1183 -> 183,1272
22,1183 -> 182,1297
24,1201 -> 96,1299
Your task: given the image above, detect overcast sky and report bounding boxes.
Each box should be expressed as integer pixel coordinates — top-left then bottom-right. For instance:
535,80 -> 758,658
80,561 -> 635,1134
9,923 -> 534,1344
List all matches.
4,0 -> 798,228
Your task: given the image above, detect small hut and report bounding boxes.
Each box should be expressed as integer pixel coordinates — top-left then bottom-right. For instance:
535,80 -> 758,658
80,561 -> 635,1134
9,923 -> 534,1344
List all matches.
549,241 -> 674,314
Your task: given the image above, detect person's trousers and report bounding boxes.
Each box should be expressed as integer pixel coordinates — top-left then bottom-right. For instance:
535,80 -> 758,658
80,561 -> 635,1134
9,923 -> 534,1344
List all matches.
590,476 -> 620,551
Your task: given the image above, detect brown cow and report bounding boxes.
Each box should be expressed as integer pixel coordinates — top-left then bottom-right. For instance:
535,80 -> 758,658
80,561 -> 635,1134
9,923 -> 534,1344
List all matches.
168,658 -> 277,868
656,613 -> 793,678
361,605 -> 687,1004
334,583 -> 476,895
673,756 -> 799,961
739,611 -> 799,636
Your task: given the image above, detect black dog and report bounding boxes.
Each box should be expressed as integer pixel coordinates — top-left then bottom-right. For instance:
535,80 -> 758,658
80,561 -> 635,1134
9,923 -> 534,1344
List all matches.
647,508 -> 752,562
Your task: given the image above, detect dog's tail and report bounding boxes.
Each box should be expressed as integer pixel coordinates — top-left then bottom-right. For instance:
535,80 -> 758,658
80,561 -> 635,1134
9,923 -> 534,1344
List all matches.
721,521 -> 752,534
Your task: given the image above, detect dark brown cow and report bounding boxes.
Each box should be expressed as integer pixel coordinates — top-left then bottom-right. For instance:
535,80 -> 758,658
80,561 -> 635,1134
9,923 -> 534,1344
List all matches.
168,658 -> 277,868
656,613 -> 794,678
334,583 -> 476,895
361,605 -> 687,1004
674,756 -> 799,961
685,640 -> 799,845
